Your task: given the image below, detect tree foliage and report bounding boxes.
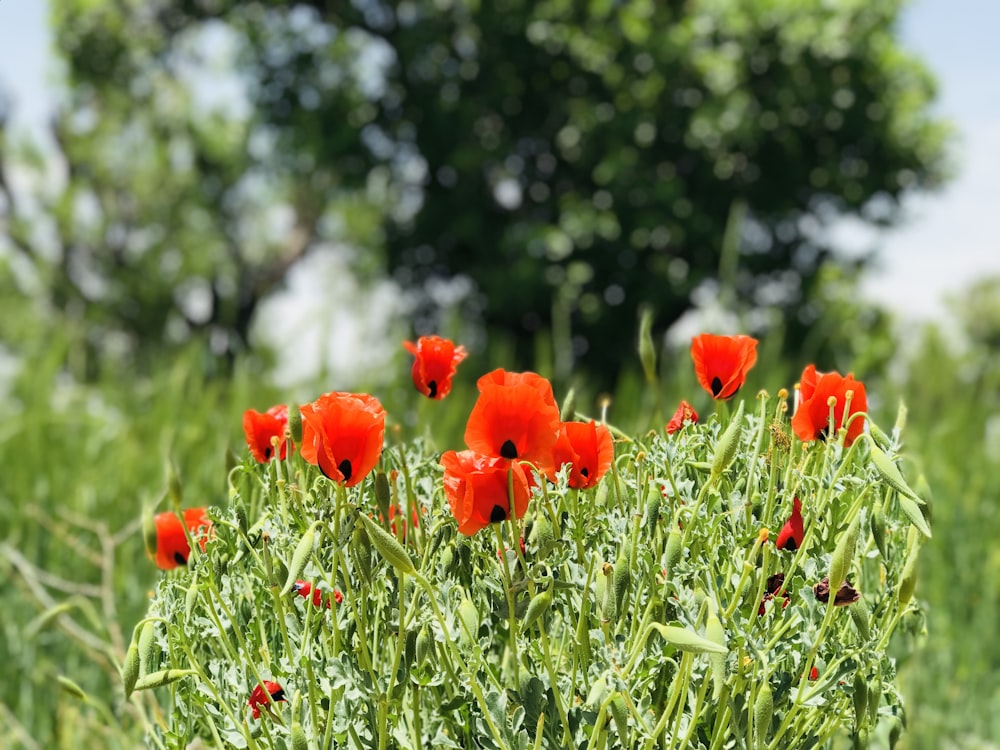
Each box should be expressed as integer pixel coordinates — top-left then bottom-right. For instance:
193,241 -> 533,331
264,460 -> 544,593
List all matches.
0,0 -> 948,383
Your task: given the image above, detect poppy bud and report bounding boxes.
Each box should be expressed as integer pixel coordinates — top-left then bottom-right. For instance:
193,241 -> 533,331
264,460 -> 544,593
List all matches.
853,727 -> 870,750
868,421 -> 892,451
358,512 -> 416,577
137,620 -> 157,677
610,692 -> 629,746
753,680 -> 773,749
281,522 -> 320,596
829,513 -> 861,591
643,483 -> 661,537
528,514 -> 555,557
58,676 -> 88,701
870,501 -> 888,560
416,624 -> 434,667
898,541 -> 920,607
898,494 -> 932,539
374,471 -> 392,529
184,575 -> 200,623
521,590 -> 553,634
868,438 -> 923,505
850,603 -> 870,642
649,623 -> 728,654
122,632 -> 141,699
133,669 -> 198,692
287,403 -> 303,445
853,672 -> 868,729
600,562 -> 617,624
663,530 -> 683,581
894,400 -> 908,433
290,720 -> 308,750
351,525 -> 373,585
458,597 -> 479,645
586,675 -> 610,710
711,401 -> 745,483
613,544 -> 632,623
706,611 -> 727,700
867,678 -> 881,726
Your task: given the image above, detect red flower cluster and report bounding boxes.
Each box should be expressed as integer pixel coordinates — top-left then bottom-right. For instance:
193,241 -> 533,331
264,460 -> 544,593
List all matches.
691,334 -> 758,400
792,365 -> 868,446
243,404 -> 292,462
404,335 -> 467,399
150,508 -> 212,571
443,369 -> 614,535
248,680 -> 286,720
300,392 -> 386,487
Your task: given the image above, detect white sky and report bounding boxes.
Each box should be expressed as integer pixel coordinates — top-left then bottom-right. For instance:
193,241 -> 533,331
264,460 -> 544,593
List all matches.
1,0 -> 998,328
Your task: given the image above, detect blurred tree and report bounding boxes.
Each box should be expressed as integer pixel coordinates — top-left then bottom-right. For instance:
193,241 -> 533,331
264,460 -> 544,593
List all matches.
0,0 -> 948,383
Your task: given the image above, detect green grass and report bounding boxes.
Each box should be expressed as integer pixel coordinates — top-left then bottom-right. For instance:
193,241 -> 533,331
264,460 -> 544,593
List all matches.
0,322 -> 995,748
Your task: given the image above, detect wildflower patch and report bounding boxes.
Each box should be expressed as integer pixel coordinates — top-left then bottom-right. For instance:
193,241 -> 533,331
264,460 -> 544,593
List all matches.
130,336 -> 927,749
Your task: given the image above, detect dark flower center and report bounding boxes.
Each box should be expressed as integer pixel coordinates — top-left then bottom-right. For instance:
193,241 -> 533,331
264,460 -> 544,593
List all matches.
427,380 -> 438,398
264,445 -> 273,460
490,504 -> 508,523
338,459 -> 353,482
174,551 -> 188,566
500,440 -> 518,459
270,687 -> 286,702
580,467 -> 589,477
711,376 -> 723,397
817,425 -> 830,442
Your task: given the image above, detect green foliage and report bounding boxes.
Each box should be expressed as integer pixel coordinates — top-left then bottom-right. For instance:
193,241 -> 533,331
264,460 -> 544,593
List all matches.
133,388 -> 922,748
0,336 -> 274,748
882,308 -> 1000,749
0,0 -> 949,386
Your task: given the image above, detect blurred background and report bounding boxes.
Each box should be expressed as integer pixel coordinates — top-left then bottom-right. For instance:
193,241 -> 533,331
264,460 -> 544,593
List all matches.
1,1 -> 998,747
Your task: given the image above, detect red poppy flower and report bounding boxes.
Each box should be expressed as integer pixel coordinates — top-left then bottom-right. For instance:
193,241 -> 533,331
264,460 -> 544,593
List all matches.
809,666 -> 819,680
243,404 -> 292,462
775,498 -> 805,552
150,508 -> 212,570
441,450 -> 534,536
292,581 -> 343,609
476,369 -> 558,403
666,400 -> 699,434
464,370 -> 560,470
547,420 -> 614,489
792,365 -> 868,446
403,335 -> 468,400
690,334 -> 758,400
300,392 -> 386,487
813,577 -> 860,606
248,680 -> 286,720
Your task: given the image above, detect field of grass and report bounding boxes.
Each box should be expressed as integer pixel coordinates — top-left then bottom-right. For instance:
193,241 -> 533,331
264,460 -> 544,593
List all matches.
0,321 -> 996,749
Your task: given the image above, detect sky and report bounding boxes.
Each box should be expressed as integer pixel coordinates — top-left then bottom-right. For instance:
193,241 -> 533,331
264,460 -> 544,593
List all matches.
0,0 -> 998,329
